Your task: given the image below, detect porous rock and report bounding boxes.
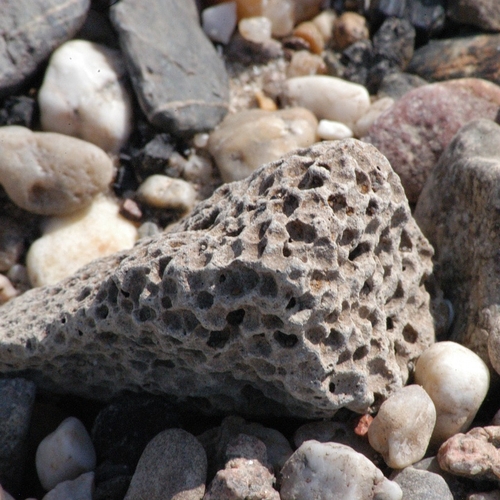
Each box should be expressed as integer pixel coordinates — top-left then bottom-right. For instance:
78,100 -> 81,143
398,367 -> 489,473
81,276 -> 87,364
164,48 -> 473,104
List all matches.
0,140 -> 444,418
415,119 -> 500,370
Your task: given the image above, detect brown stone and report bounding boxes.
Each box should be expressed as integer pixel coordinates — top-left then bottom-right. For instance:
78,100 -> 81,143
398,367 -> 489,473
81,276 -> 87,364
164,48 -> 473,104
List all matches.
448,0 -> 500,32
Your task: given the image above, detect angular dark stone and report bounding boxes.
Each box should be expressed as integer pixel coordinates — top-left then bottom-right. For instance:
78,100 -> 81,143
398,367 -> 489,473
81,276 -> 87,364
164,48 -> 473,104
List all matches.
0,96 -> 38,128
0,0 -> 90,97
372,17 -> 415,70
110,0 -> 229,137
131,134 -> 176,182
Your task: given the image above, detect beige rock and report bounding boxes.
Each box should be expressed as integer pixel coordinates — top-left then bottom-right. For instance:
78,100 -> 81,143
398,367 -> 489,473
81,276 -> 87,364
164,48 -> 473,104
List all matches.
238,16 -> 272,44
137,175 -> 196,213
27,195 -> 138,287
311,9 -> 336,43
38,40 -> 132,153
208,107 -> 318,182
286,50 -> 326,78
333,12 -> 369,50
353,97 -> 394,138
0,275 -> 18,304
317,120 -> 353,141
368,385 -> 436,468
0,126 -> 113,216
293,21 -> 324,54
282,76 -> 371,129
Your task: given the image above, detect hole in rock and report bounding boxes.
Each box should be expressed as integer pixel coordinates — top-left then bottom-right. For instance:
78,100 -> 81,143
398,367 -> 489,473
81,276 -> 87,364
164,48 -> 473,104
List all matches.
402,323 -> 418,343
348,242 -> 370,261
298,169 -> 325,190
329,381 -> 336,393
226,309 -> 246,326
273,331 -> 298,348
283,245 -> 292,257
283,193 -> 300,216
286,297 -> 296,309
353,345 -> 369,361
286,220 -> 316,243
158,256 -> 173,277
259,174 -> 275,194
94,305 -> 109,320
386,317 -> 394,330
207,329 -> 231,349
328,193 -> 347,212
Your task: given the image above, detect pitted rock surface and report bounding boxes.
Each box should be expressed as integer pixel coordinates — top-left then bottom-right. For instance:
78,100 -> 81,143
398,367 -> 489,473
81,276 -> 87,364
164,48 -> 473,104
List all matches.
0,140 -> 442,418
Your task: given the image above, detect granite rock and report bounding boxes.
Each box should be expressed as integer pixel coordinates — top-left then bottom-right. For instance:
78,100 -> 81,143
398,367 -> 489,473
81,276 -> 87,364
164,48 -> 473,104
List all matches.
390,467 -> 453,500
448,0 -> 500,33
0,140 -> 444,418
111,0 -> 229,136
364,79 -> 500,203
0,0 -> 90,97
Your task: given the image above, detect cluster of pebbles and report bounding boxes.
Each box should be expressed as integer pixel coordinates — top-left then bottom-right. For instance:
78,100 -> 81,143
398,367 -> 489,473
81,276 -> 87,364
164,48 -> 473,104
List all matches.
2,0 -> 500,498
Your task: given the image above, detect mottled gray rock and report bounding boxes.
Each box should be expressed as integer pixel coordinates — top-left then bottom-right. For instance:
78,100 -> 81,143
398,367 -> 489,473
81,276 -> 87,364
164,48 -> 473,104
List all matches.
378,72 -> 428,100
0,0 -> 90,97
0,140 -> 444,418
0,378 -> 36,493
124,428 -> 207,500
448,0 -> 500,32
110,0 -> 229,136
390,467 -> 453,500
415,119 -> 500,368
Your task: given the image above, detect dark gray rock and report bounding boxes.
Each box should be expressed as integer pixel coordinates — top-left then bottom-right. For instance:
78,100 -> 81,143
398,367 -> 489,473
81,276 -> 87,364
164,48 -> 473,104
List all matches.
0,378 -> 36,493
391,467 -> 453,500
448,0 -> 500,33
110,0 -> 229,137
0,0 -> 90,97
377,72 -> 427,100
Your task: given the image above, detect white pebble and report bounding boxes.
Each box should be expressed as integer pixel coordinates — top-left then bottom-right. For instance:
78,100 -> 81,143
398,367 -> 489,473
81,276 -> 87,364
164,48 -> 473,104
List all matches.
36,417 -> 96,492
27,195 -> 138,287
38,40 -> 132,153
311,9 -> 337,42
282,75 -> 371,129
42,472 -> 94,500
368,385 -> 436,469
415,341 -> 490,444
182,154 -> 213,183
202,2 -> 237,44
193,133 -> 210,149
137,175 -> 196,212
238,16 -> 273,44
317,119 -> 353,140
353,96 -> 394,138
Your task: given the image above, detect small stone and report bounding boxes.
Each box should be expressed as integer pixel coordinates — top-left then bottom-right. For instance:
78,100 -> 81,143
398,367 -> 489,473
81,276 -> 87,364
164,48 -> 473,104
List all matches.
286,50 -> 326,78
124,428 -> 207,500
293,21 -> 324,55
238,16 -> 272,44
0,126 -> 114,216
353,96 -> 394,138
26,195 -> 138,287
202,2 -> 237,44
234,0 -> 295,37
42,471 -> 94,500
208,108 -> 318,182
332,12 -> 369,51
282,75 -> 370,129
390,467 -> 453,500
414,341 -> 490,445
0,275 -> 18,304
36,417 -> 96,492
119,198 -> 143,222
0,217 -> 25,272
468,492 -> 500,500
280,441 -> 403,500
131,133 -> 176,182
317,120 -> 353,140
311,9 -> 336,43
340,39 -> 374,87
137,175 -> 196,213
377,72 -> 428,100
38,39 -> 133,153
255,90 -> 277,111
448,0 -> 500,33
368,385 -> 436,469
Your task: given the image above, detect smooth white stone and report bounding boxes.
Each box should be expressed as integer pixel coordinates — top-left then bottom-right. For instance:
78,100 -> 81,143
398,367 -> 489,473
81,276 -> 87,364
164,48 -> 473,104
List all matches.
368,385 -> 436,469
38,39 -> 132,153
311,9 -> 337,42
282,75 -> 371,129
415,341 -> 490,444
353,96 -> 394,138
36,418 -> 96,492
42,472 -> 94,500
137,175 -> 196,212
202,2 -> 237,44
317,119 -> 353,140
280,441 -> 402,500
238,16 -> 273,44
27,195 -> 138,287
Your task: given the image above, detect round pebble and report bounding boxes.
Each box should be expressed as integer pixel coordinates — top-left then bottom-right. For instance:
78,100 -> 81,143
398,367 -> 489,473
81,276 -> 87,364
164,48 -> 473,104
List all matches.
38,39 -> 133,153
202,2 -> 237,44
311,9 -> 336,42
333,11 -> 369,50
238,16 -> 272,44
36,417 -> 96,492
293,21 -> 324,54
317,119 -> 353,140
137,175 -> 196,212
353,96 -> 394,138
415,341 -> 490,444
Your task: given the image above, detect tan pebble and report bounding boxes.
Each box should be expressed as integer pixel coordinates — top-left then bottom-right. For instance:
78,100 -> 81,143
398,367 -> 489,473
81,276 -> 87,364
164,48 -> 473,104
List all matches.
353,96 -> 394,138
137,175 -> 196,212
235,0 -> 295,37
292,0 -> 324,25
286,50 -> 326,78
293,21 -> 324,54
255,90 -> 277,110
119,198 -> 143,222
238,16 -> 272,44
333,11 -> 369,50
312,9 -> 337,42
0,274 -> 18,304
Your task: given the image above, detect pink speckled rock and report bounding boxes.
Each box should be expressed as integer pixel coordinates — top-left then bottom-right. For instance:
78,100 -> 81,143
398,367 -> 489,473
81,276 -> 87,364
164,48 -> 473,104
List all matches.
364,78 -> 500,203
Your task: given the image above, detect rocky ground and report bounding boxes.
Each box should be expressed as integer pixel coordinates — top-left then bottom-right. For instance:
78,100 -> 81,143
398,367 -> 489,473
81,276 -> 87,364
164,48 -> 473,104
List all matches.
2,0 -> 500,499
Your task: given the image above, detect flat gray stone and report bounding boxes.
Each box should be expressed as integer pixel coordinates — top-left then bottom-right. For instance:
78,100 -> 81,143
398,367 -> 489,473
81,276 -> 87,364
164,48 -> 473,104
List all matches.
391,467 -> 453,500
110,0 -> 229,136
0,0 -> 90,97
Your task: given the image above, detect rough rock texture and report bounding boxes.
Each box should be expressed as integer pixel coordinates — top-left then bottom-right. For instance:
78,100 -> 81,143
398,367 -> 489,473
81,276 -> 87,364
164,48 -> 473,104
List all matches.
390,467 -> 453,500
0,140 -> 444,418
110,0 -> 229,136
0,0 -> 90,97
415,119 -> 500,368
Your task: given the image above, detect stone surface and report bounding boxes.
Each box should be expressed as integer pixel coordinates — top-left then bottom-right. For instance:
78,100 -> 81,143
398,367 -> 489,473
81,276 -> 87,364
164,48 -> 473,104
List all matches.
0,96 -> 37,128
414,341 -> 490,445
317,120 -> 353,141
353,97 -> 394,138
42,471 -> 94,500
368,385 -> 436,468
408,34 -> 500,85
280,441 -> 402,500
364,79 -> 500,203
469,492 -> 500,500
0,275 -> 18,304
0,0 -> 90,97
137,175 -> 196,213
208,108 -> 318,183
26,195 -> 138,287
0,378 -> 36,493
377,72 -> 427,100
414,119 -> 500,369
38,39 -> 133,153
390,467 -> 453,500
202,2 -> 237,45
293,22 -> 324,55
36,417 -> 96,492
0,126 -> 114,216
110,0 -> 229,136
438,426 -> 500,482
238,16 -> 272,44
0,140 -> 444,418
448,0 -> 500,33
333,12 -> 369,51
124,428 -> 207,500
0,486 -> 15,500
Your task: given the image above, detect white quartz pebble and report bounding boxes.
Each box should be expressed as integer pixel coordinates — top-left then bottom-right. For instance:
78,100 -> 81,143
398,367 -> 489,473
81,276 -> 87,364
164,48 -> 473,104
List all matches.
202,2 -> 237,44
36,418 -> 96,492
317,119 -> 353,140
280,441 -> 402,500
353,96 -> 394,138
282,75 -> 371,129
238,16 -> 272,44
137,175 -> 196,213
415,341 -> 490,444
42,472 -> 94,500
27,195 -> 138,287
38,40 -> 132,153
368,385 -> 436,469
